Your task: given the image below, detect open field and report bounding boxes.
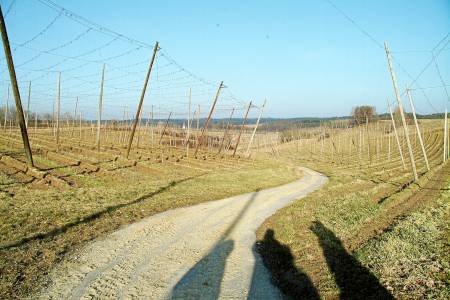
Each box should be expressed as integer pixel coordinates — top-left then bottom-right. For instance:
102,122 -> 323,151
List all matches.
0,1 -> 448,299
257,119 -> 450,299
0,113 -> 449,299
0,125 -> 295,299
1,116 -> 449,299
37,168 -> 325,299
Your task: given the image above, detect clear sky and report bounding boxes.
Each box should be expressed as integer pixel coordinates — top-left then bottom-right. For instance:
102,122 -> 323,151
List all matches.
1,0 -> 450,119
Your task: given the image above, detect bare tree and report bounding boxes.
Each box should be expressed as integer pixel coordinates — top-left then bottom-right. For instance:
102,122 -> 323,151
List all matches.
352,106 -> 377,125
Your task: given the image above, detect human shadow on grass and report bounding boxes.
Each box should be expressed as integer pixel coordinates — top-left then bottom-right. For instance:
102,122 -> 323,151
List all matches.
310,221 -> 394,300
0,175 -> 202,250
171,190 -> 259,299
253,229 -> 320,300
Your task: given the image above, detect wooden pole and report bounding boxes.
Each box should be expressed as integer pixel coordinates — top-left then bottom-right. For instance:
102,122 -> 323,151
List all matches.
218,108 -> 235,155
186,88 -> 191,156
26,81 -> 31,128
246,99 -> 266,157
52,88 -> 56,137
388,99 -> 406,169
0,6 -> 33,165
79,111 -> 82,141
365,115 -> 371,165
445,110 -> 450,159
407,88 -> 430,171
159,112 -> 172,145
196,105 -> 200,131
193,81 -> 223,157
96,64 -> 105,151
3,87 -> 8,130
444,108 -> 448,163
56,72 -> 61,151
358,126 -> 361,161
121,106 -> 126,145
126,41 -> 159,158
151,105 -> 154,145
385,42 -> 417,181
34,112 -> 37,137
233,101 -> 252,157
71,96 -> 78,137
388,124 -> 391,161
136,112 -> 142,149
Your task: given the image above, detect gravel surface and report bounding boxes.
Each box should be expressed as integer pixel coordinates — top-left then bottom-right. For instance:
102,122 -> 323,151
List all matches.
39,167 -> 327,299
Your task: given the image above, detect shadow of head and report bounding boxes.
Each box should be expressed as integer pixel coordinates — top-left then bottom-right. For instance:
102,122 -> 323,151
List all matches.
255,228 -> 320,300
310,220 -> 394,300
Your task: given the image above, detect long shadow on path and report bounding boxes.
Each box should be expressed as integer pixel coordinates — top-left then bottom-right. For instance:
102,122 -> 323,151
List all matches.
171,190 -> 260,299
310,221 -> 394,300
171,239 -> 234,299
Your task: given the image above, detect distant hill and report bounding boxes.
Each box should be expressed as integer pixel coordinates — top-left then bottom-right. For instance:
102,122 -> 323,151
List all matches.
107,113 -> 446,132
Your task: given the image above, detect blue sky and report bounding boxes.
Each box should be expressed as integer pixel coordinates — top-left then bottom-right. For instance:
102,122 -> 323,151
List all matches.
1,0 -> 450,119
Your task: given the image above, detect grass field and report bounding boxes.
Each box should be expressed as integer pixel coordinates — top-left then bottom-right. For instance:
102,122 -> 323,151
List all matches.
256,120 -> 450,299
0,127 -> 298,299
1,119 -> 449,299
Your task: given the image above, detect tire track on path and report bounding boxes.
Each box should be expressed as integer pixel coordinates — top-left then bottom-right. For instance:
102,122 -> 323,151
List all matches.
39,167 -> 327,299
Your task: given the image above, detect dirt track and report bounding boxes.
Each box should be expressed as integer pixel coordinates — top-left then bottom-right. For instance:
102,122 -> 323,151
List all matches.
39,167 -> 327,299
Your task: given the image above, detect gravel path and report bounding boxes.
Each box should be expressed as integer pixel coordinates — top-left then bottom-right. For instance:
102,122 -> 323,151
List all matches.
39,167 -> 327,299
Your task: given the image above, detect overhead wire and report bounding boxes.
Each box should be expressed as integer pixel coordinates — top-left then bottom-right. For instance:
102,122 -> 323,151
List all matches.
324,0 -> 448,114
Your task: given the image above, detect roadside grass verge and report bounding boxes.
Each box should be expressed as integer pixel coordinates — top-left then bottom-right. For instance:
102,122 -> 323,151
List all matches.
257,157 -> 450,299
0,158 -> 301,299
356,186 -> 450,299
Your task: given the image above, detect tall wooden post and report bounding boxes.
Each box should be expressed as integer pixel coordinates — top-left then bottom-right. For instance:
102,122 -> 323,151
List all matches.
407,88 -> 430,171
186,88 -> 192,156
388,124 -> 391,161
26,81 -> 31,128
365,115 -> 371,165
56,72 -> 61,151
246,99 -> 266,157
52,88 -> 56,137
196,105 -> 200,131
385,41 -> 418,181
444,108 -> 448,163
447,110 -> 449,161
79,111 -> 82,141
193,81 -> 223,157
0,5 -> 33,166
96,64 -> 105,151
3,87 -> 8,130
218,108 -> 235,155
151,105 -> 154,145
71,96 -> 78,137
388,99 -> 406,169
126,41 -> 159,158
121,106 -> 126,145
136,112 -> 142,148
233,101 -> 252,157
34,112 -> 37,137
159,112 -> 172,145
358,126 -> 362,161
